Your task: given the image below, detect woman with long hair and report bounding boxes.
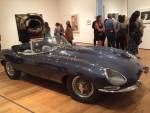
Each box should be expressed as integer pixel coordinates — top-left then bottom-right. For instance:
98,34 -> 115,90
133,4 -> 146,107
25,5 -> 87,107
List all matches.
128,11 -> 142,56
94,15 -> 105,46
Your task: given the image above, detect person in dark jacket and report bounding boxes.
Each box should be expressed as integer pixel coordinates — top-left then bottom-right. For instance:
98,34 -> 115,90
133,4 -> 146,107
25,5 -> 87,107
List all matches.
65,21 -> 74,44
116,15 -> 127,50
128,11 -> 143,56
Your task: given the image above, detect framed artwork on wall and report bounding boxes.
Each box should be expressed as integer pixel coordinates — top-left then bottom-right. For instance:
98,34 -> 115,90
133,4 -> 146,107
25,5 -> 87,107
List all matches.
140,8 -> 150,24
71,14 -> 80,33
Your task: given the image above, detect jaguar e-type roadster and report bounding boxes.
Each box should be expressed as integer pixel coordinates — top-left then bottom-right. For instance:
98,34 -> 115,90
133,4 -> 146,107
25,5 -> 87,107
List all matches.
0,38 -> 149,103
0,14 -> 149,103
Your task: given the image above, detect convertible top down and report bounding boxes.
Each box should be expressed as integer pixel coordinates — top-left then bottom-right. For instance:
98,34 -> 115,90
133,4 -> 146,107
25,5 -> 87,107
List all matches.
0,14 -> 149,103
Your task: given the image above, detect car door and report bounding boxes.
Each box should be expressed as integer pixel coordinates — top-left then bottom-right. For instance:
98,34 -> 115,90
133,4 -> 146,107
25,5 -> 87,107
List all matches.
11,53 -> 42,76
33,50 -> 68,83
4,52 -> 37,76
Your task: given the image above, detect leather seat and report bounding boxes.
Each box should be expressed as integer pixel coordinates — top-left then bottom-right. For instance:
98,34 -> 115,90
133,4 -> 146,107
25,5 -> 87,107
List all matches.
12,43 -> 30,52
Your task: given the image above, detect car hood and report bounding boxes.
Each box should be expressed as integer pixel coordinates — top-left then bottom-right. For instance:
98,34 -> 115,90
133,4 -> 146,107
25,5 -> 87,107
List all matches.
57,46 -> 143,82
59,46 -> 138,67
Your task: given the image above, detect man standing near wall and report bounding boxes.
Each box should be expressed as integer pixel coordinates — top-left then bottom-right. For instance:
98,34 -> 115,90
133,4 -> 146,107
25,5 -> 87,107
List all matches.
105,14 -> 116,47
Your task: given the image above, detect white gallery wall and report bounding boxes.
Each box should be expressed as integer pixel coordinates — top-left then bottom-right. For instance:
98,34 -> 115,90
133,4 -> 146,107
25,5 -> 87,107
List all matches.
58,0 -> 97,44
128,0 -> 150,49
0,0 -> 58,49
104,0 -> 127,17
1,0 -> 149,49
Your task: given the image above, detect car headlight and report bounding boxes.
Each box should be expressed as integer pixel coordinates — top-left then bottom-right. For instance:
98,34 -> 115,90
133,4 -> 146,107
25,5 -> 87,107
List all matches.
104,68 -> 127,86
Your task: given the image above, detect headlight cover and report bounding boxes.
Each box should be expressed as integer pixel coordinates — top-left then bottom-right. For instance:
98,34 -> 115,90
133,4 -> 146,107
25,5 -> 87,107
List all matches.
104,68 -> 127,86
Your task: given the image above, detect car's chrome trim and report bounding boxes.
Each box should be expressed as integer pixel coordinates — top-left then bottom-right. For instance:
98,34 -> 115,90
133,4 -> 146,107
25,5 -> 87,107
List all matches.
98,81 -> 141,93
103,68 -> 127,86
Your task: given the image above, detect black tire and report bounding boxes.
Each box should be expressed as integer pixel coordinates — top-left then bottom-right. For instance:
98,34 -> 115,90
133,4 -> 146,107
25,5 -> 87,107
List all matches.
4,62 -> 21,80
67,75 -> 99,104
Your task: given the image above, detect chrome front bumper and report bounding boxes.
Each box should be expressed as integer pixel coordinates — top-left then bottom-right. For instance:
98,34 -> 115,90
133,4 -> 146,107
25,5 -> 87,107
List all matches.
98,81 -> 141,93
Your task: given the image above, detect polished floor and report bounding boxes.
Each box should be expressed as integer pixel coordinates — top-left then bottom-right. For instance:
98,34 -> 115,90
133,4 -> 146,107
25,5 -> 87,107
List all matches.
0,49 -> 149,113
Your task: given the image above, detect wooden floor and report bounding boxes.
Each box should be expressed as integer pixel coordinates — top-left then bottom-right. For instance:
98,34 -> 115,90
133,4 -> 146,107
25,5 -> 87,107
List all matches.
0,49 -> 149,113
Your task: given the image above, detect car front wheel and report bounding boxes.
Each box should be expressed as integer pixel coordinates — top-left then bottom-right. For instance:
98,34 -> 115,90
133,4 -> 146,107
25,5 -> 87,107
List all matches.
4,62 -> 21,80
67,75 -> 99,103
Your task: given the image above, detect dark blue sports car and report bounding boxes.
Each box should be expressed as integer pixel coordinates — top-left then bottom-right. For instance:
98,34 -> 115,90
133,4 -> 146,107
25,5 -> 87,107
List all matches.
0,14 -> 148,103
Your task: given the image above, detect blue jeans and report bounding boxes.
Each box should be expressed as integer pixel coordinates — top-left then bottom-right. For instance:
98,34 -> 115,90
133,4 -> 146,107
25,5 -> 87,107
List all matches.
107,31 -> 116,48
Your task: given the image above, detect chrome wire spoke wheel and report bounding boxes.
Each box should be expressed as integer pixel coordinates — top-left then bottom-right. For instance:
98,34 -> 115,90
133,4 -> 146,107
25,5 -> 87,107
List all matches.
72,76 -> 94,98
5,62 -> 15,77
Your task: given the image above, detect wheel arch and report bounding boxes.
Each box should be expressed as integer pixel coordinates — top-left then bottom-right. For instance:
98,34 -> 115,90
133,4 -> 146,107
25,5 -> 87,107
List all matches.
62,72 -> 92,85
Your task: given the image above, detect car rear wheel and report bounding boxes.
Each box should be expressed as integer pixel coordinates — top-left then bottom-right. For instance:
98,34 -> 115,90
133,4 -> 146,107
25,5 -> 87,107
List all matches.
67,75 -> 99,103
4,62 -> 21,80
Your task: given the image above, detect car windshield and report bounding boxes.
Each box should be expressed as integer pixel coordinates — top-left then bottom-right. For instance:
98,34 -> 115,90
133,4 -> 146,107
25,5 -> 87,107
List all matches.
30,36 -> 71,53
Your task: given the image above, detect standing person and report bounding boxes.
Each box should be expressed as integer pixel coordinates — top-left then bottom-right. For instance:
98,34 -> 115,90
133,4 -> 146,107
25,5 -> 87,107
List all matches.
65,21 -> 74,44
60,23 -> 65,37
114,17 -> 120,49
116,15 -> 127,50
44,22 -> 52,41
136,15 -> 146,43
128,11 -> 143,56
54,23 -> 61,44
125,17 -> 130,50
94,15 -> 105,46
105,14 -> 116,48
92,19 -> 96,46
